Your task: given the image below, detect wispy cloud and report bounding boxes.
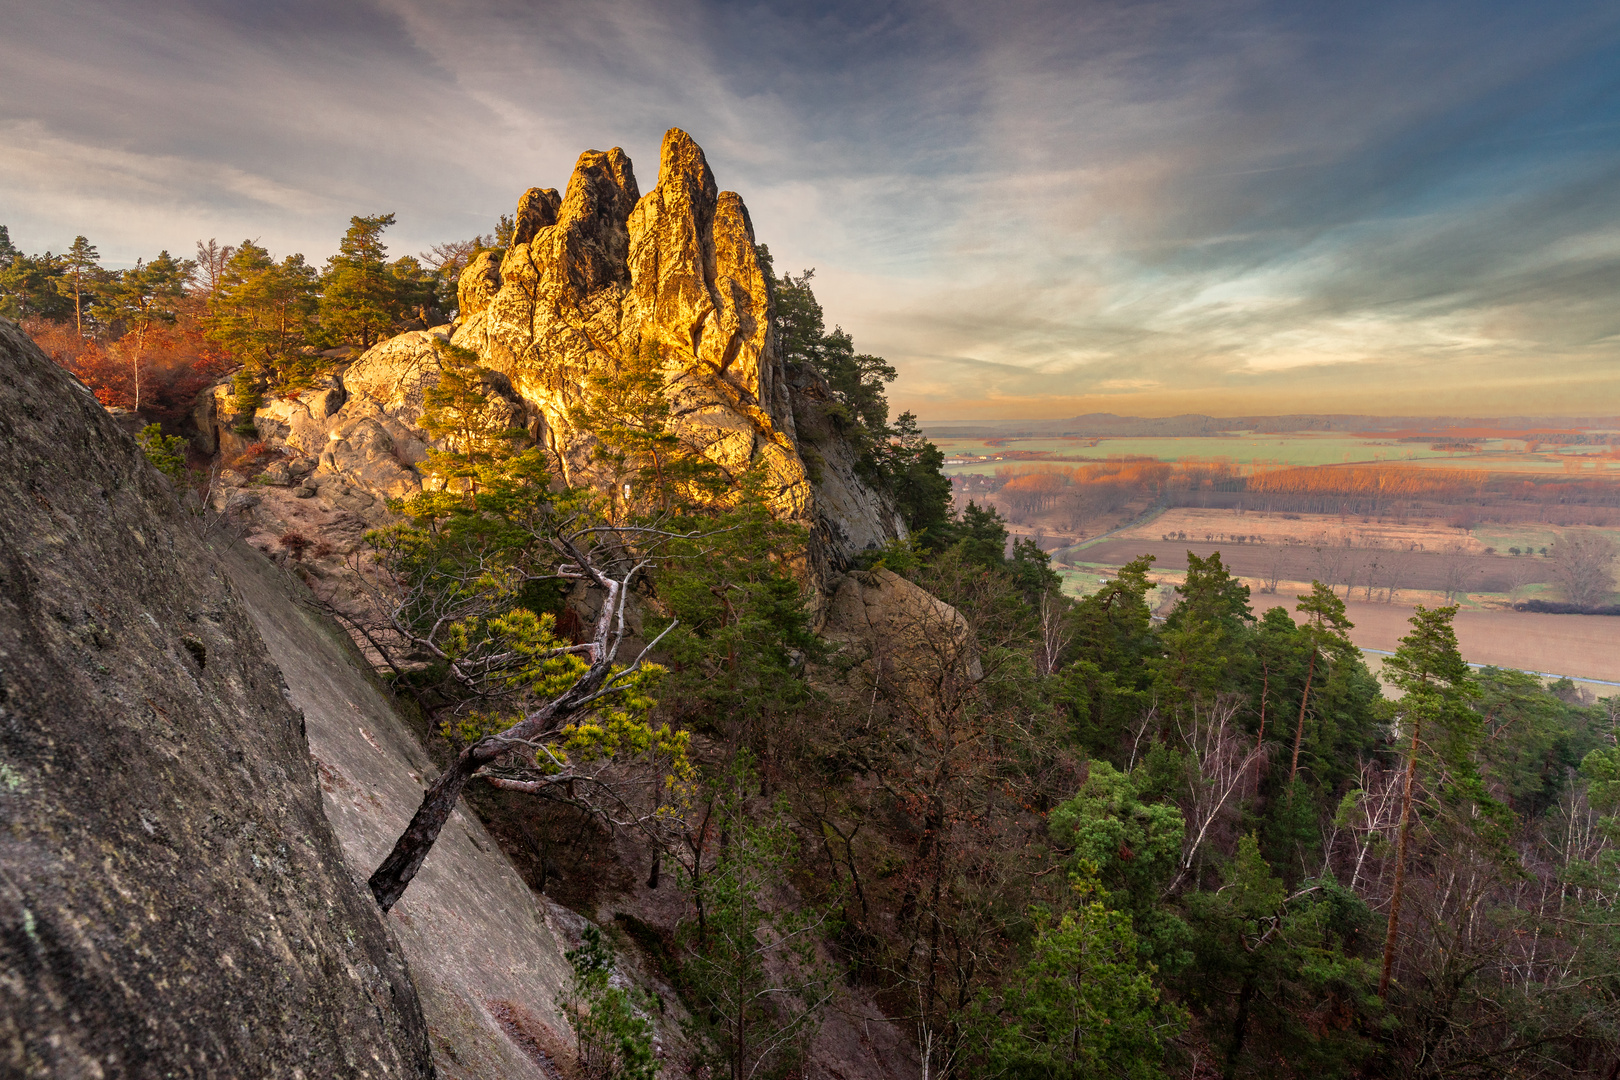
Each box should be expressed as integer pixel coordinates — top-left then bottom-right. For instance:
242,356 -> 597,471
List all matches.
2,0 -> 1617,415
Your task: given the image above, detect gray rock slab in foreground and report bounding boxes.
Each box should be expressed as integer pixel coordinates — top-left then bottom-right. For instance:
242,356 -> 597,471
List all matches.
0,317 -> 436,1077
216,540 -> 579,1080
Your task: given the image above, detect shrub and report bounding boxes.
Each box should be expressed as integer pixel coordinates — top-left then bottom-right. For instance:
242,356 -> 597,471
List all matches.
564,927 -> 657,1080
278,531 -> 313,561
136,423 -> 190,486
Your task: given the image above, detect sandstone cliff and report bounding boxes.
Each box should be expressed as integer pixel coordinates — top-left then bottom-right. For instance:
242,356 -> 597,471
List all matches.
203,129 -> 904,605
0,318 -> 435,1077
449,129 -> 833,528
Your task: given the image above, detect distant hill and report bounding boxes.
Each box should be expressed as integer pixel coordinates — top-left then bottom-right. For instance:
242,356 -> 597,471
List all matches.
921,413 -> 1620,438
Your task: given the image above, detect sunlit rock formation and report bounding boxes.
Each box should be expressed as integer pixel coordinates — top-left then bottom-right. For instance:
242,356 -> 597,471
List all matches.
453,130 -> 808,515
199,128 -> 906,626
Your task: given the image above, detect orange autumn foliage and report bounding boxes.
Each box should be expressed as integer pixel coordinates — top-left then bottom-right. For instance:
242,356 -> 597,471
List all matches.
26,315 -> 231,425
1245,464 -> 1474,501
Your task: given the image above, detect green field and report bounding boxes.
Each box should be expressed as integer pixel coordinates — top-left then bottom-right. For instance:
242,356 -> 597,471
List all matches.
933,433 -> 1616,476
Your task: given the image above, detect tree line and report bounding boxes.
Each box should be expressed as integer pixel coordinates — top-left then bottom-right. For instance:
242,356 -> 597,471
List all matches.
982,457 -> 1620,532
0,216 -> 473,423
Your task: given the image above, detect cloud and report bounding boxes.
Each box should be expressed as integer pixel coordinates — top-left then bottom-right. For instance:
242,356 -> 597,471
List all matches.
2,0 -> 1618,415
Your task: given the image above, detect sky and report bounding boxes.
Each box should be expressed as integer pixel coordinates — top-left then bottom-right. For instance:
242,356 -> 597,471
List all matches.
3,0 -> 1619,420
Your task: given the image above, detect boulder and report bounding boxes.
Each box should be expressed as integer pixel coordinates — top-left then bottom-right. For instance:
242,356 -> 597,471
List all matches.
0,317 -> 434,1076
337,330 -> 444,431
222,489 -> 262,515
260,459 -> 294,485
458,249 -> 504,320
250,375 -> 348,457
819,568 -> 982,712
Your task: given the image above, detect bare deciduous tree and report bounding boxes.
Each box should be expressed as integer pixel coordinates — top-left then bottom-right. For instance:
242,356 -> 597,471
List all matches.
1549,531 -> 1616,608
1171,695 -> 1265,893
1261,544 -> 1284,594
1035,590 -> 1070,677
1439,542 -> 1476,602
192,238 -> 234,299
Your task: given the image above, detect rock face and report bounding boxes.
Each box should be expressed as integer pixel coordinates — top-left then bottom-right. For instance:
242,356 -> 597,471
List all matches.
200,130 -> 903,614
0,318 -> 435,1077
216,537 -> 582,1080
818,569 -> 982,709
451,130 -> 809,513
450,128 -> 907,589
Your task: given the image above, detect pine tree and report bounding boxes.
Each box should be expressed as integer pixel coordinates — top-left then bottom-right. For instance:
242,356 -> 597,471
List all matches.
566,340 -> 723,517
1377,604 -> 1477,998
320,213 -> 406,349
62,236 -> 101,335
416,339 -> 527,498
973,867 -> 1184,1080
1289,582 -> 1357,782
873,411 -> 954,540
677,755 -> 832,1080
205,241 -> 320,405
0,246 -> 69,322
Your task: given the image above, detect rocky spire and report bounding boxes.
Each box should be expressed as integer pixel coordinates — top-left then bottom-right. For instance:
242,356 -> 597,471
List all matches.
454,128 -> 805,512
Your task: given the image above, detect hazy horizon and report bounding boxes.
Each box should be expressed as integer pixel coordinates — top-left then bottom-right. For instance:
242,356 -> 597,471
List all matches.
4,0 -> 1619,420
922,410 -> 1620,427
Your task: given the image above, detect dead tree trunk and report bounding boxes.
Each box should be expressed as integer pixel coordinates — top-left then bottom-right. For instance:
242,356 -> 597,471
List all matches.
368,750 -> 482,910
1379,715 -> 1422,998
1289,651 -> 1316,783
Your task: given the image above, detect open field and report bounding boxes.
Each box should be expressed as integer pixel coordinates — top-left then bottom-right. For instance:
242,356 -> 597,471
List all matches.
1107,506 -> 1490,551
1053,510 -> 1620,599
1099,507 -> 1620,555
1074,538 -> 1531,598
1344,604 -> 1620,686
934,432 -> 1620,476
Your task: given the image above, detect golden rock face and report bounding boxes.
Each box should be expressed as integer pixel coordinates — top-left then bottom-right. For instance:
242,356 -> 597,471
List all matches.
453,127 -> 812,518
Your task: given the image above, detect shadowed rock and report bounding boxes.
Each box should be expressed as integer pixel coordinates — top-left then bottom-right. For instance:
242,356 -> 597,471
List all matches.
0,318 -> 435,1077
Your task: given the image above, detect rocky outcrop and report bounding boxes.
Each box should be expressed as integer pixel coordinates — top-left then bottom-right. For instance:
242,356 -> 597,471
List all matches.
450,128 -> 902,574
199,327 -> 530,514
452,130 -> 807,514
818,569 -> 982,710
200,129 -> 904,619
0,318 -> 435,1077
